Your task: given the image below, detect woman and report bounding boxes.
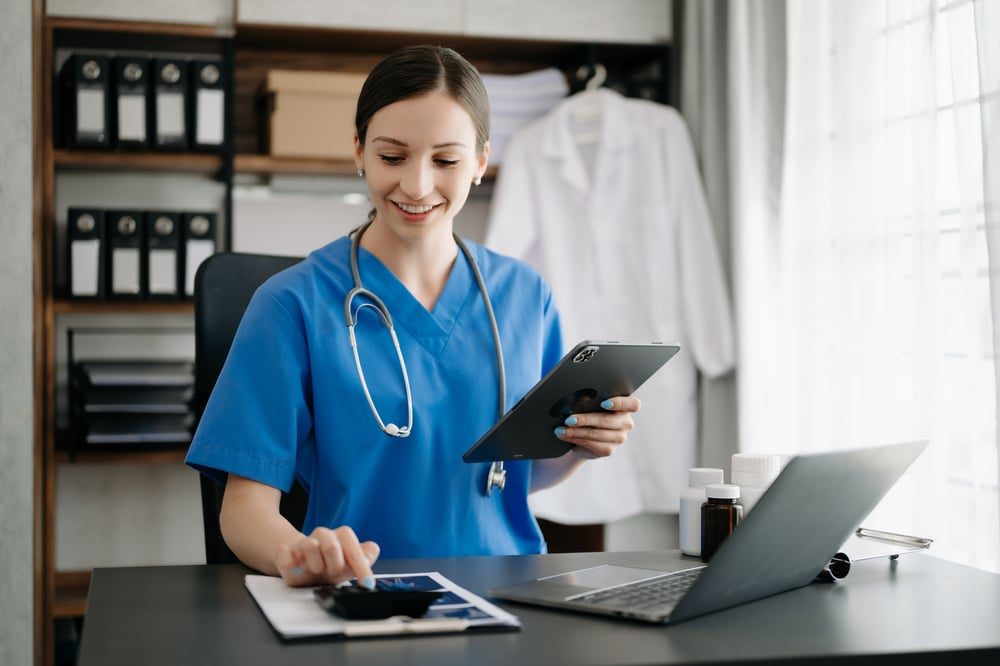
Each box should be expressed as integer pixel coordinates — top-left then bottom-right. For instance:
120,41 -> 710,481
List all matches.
186,46 -> 641,589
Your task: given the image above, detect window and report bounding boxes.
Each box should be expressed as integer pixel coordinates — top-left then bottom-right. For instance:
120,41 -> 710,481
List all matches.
752,0 -> 998,571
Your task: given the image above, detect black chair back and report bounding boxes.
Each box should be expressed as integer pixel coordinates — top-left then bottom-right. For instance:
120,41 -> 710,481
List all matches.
192,252 -> 308,565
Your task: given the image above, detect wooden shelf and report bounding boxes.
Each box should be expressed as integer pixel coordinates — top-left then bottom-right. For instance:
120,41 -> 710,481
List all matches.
53,571 -> 90,619
54,448 -> 189,465
53,300 -> 194,315
48,16 -> 234,39
235,153 -> 499,180
235,22 -> 665,65
54,150 -> 224,174
234,153 -> 356,176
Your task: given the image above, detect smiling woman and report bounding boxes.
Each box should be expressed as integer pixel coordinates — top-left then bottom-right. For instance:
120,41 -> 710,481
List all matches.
184,44 -> 644,591
352,45 -> 491,265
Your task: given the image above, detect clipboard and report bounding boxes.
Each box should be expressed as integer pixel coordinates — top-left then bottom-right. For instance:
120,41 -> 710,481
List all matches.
245,571 -> 520,639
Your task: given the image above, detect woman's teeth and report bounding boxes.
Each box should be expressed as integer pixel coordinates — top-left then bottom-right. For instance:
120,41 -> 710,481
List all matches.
395,202 -> 435,214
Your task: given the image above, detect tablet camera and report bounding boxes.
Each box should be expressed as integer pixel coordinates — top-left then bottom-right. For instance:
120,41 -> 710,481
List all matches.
572,345 -> 600,363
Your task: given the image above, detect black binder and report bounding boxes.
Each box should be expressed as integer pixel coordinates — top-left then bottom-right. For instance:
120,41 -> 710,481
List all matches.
58,54 -> 111,148
106,210 -> 146,299
189,59 -> 227,152
151,58 -> 188,150
67,208 -> 106,299
181,212 -> 217,297
111,56 -> 150,150
145,211 -> 182,299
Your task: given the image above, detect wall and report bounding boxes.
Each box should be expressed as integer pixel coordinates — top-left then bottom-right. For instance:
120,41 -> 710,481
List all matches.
0,0 -> 36,662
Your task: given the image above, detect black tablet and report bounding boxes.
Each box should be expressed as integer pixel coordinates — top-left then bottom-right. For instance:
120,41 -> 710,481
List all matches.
462,340 -> 680,463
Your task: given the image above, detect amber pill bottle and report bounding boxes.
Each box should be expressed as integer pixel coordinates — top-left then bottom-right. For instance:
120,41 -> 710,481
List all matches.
701,483 -> 743,563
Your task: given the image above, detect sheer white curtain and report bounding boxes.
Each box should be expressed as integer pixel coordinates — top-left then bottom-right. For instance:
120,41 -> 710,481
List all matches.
735,0 -> 999,572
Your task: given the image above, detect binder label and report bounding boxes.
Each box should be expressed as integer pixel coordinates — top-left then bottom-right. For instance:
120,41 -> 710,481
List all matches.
196,88 -> 225,146
118,95 -> 146,141
149,249 -> 178,294
112,248 -> 142,294
185,239 -> 215,296
71,239 -> 101,296
156,92 -> 185,138
77,89 -> 106,134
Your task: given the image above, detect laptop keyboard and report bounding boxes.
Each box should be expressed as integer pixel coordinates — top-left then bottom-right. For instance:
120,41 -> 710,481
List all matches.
574,568 -> 704,616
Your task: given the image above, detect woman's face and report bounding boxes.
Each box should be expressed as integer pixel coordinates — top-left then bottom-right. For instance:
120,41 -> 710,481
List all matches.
355,90 -> 489,243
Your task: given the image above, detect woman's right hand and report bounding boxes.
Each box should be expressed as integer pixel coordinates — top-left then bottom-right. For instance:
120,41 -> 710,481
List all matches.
274,526 -> 381,588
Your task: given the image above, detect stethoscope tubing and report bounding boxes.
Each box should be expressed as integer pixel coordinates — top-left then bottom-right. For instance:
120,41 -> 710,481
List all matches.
346,221 -> 507,494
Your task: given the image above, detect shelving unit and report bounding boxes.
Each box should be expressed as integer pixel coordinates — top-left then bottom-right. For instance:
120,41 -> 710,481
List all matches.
36,17 -> 232,666
33,12 -> 671,666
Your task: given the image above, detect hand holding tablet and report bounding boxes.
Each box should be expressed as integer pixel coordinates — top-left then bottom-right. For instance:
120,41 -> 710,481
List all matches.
463,341 -> 680,463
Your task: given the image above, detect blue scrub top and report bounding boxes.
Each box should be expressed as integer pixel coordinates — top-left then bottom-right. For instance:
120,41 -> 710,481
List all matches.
186,235 -> 564,558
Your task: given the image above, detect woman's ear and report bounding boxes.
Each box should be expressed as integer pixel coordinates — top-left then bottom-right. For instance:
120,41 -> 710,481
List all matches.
354,133 -> 364,172
476,140 -> 491,181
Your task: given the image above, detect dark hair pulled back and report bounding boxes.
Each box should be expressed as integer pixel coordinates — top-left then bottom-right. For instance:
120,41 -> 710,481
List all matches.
355,45 -> 490,154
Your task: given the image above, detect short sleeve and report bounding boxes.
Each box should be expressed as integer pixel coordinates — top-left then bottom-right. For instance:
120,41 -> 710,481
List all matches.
185,288 -> 313,492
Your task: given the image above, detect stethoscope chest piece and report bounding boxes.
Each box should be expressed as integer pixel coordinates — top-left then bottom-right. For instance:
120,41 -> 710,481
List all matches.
486,461 -> 507,496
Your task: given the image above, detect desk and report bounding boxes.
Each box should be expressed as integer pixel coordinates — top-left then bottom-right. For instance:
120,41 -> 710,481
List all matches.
78,550 -> 1000,665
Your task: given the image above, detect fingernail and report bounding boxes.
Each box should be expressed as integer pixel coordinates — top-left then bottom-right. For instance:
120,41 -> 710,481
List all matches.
362,576 -> 375,590
601,399 -> 614,410
564,415 -> 578,426
554,426 -> 566,437
292,566 -> 303,576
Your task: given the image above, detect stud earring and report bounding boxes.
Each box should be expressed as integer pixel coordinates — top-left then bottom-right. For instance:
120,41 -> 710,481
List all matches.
357,168 -> 365,177
473,177 -> 482,186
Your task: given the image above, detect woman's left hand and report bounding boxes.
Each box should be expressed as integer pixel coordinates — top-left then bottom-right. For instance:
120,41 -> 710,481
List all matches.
554,396 -> 642,459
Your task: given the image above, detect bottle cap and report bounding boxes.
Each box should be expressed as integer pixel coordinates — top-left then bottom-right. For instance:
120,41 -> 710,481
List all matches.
706,483 -> 740,500
688,468 -> 724,487
731,454 -> 782,487
731,454 -> 782,474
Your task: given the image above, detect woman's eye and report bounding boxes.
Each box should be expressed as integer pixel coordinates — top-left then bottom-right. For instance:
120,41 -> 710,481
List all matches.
435,159 -> 459,167
379,155 -> 404,164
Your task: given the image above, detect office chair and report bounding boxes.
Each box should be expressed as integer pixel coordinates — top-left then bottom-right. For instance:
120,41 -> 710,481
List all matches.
192,252 -> 308,565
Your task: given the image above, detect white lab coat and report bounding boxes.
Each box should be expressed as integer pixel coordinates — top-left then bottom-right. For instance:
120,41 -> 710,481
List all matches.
486,89 -> 735,523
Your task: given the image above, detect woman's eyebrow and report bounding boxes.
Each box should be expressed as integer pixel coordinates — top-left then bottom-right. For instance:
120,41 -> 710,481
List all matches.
372,137 -> 466,149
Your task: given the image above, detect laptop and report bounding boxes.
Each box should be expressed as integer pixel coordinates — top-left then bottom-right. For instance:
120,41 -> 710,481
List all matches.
492,440 -> 928,624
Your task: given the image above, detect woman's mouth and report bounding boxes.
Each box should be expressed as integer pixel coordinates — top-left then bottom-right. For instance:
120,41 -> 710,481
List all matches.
391,200 -> 443,222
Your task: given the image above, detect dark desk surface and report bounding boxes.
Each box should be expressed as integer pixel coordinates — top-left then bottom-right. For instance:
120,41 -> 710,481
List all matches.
78,550 -> 1000,665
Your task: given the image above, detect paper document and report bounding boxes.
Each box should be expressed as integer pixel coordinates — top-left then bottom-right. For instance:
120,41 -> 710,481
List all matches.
245,571 -> 521,639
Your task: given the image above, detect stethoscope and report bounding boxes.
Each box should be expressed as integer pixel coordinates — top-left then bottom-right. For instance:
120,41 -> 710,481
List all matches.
345,220 -> 508,496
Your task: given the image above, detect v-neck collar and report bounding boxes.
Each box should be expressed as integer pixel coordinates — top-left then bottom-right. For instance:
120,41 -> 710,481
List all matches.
354,241 -> 477,356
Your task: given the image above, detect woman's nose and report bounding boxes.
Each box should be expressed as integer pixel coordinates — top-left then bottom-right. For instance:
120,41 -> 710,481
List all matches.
399,161 -> 434,201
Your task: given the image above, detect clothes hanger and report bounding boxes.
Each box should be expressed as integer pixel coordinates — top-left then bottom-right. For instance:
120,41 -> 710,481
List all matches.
569,62 -> 606,144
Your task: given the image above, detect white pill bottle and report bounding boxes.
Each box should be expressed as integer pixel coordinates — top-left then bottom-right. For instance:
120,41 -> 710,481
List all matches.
679,467 -> 724,557
730,454 -> 782,514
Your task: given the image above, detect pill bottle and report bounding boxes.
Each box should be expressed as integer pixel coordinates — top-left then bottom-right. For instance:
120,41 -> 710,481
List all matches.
731,453 -> 781,514
701,484 -> 743,563
679,468 -> 724,557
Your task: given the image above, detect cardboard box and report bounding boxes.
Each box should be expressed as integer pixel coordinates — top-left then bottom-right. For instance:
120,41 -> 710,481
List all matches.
264,70 -> 367,159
